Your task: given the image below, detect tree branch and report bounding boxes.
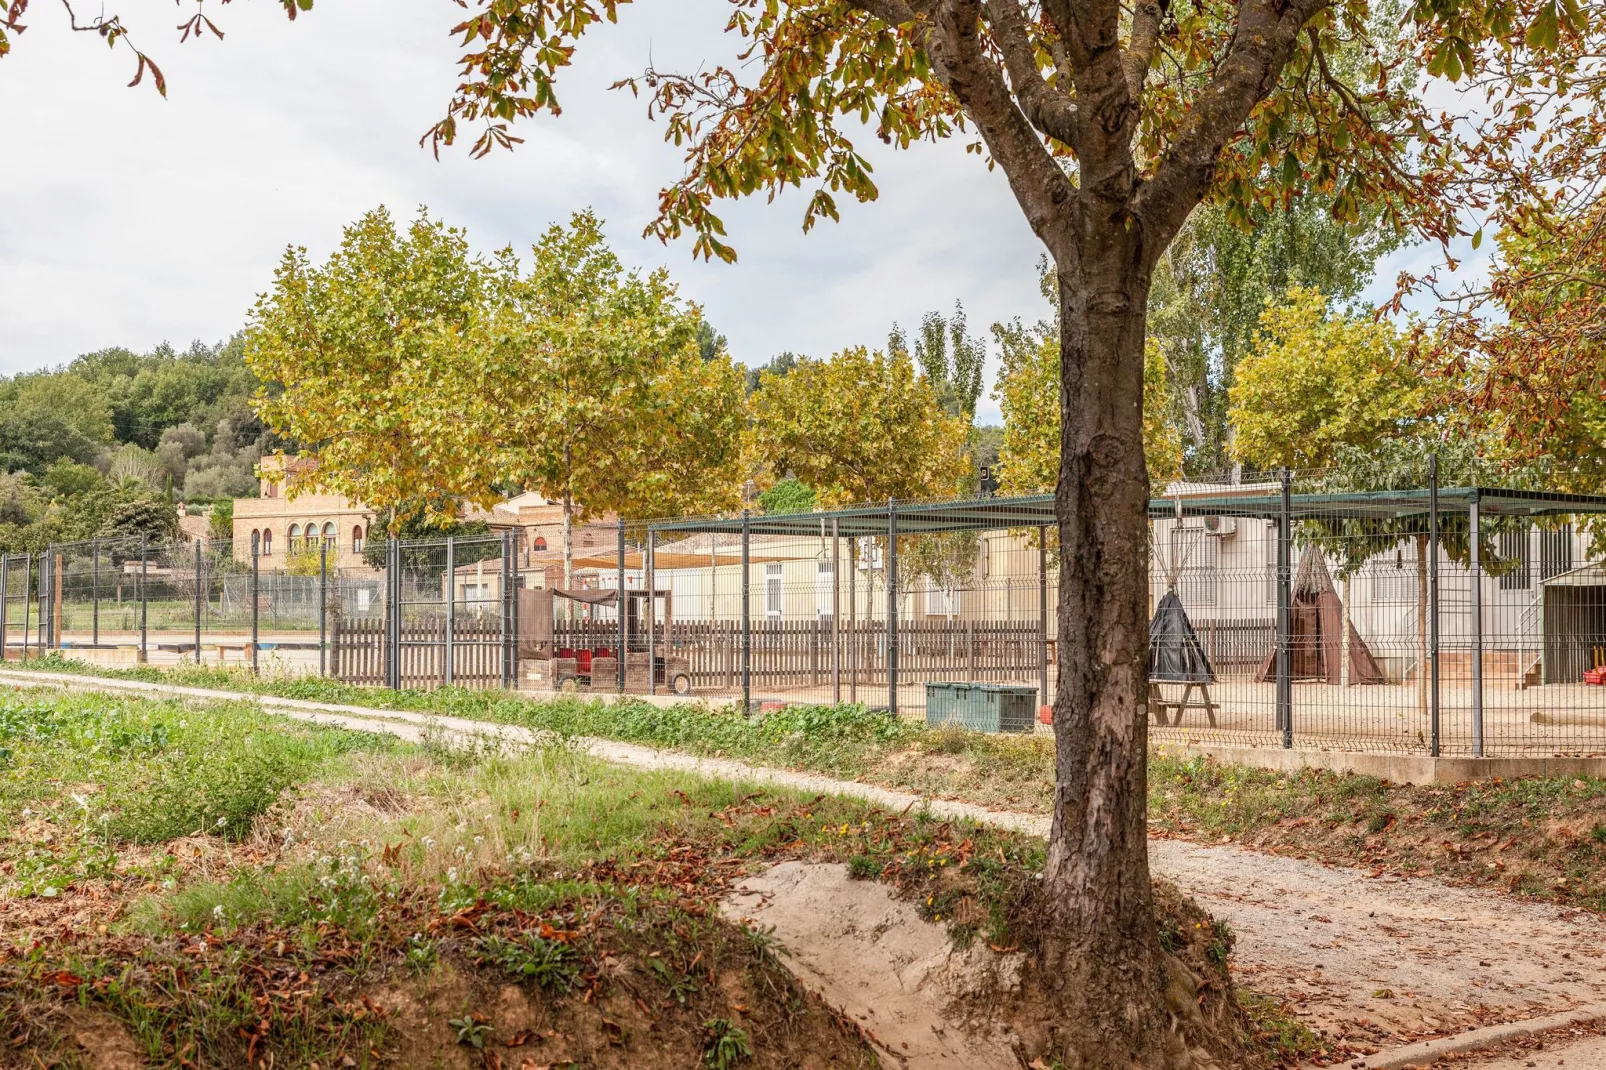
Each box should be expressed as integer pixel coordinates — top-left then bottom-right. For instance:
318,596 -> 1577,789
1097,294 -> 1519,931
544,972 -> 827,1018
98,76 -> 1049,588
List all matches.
861,0 -> 1077,258
983,0 -> 1078,147
1133,0 -> 1331,264
1122,0 -> 1164,98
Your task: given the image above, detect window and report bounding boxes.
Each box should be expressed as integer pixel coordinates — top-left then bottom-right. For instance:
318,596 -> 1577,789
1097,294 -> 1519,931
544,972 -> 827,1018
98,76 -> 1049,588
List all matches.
1540,525 -> 1574,581
1375,546 -> 1418,604
765,563 -> 784,617
353,525 -> 365,553
1168,526 -> 1217,607
288,523 -> 301,550
1499,528 -> 1531,590
322,522 -> 336,543
925,583 -> 955,617
533,536 -> 548,552
261,529 -> 273,556
816,560 -> 835,619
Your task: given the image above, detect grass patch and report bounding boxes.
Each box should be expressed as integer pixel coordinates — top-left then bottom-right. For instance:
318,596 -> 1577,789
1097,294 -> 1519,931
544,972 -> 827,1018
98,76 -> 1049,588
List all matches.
21,654 -> 1060,809
32,657 -> 1606,923
0,682 -> 1302,1068
0,688 -> 397,900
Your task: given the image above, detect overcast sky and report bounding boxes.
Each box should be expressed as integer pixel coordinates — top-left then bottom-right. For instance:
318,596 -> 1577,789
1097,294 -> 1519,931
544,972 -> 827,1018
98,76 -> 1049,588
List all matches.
0,0 -> 1463,426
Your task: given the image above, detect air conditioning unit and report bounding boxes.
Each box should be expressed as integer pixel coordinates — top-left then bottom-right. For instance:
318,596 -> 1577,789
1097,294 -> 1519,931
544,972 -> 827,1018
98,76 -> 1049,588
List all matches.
1202,515 -> 1237,538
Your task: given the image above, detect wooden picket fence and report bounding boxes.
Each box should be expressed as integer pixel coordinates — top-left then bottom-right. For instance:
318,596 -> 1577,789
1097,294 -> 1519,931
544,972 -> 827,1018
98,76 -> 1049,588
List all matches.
332,609 -> 1270,693
330,613 -> 504,689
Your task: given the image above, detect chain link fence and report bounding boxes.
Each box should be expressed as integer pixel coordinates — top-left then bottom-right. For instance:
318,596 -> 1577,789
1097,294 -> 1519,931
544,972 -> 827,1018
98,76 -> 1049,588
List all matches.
5,470 -> 1604,758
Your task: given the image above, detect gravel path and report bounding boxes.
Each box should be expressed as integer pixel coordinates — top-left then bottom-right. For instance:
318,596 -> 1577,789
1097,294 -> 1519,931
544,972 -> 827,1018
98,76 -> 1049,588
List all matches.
9,668 -> 1606,1061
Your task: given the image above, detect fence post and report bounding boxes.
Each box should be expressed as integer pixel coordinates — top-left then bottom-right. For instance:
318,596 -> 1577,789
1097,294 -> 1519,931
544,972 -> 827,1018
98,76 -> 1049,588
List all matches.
138,536 -> 148,665
1470,492 -> 1484,757
385,537 -> 399,690
40,548 -> 51,652
832,518 -> 841,704
249,532 -> 260,676
53,549 -> 63,652
888,498 -> 899,718
741,509 -> 751,712
1428,454 -> 1441,757
444,536 -> 455,688
501,530 -> 513,690
1276,468 -> 1293,749
1038,526 -> 1049,713
0,555 -> 8,661
21,555 -> 32,659
92,539 -> 100,649
617,519 -> 626,694
646,527 -> 657,696
319,538 -> 329,678
848,535 -> 858,702
194,540 -> 203,665
510,529 -> 520,691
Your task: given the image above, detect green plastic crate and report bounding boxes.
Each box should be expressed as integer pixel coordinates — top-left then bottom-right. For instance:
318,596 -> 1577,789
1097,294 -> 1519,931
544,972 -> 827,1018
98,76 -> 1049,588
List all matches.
924,682 -> 1037,733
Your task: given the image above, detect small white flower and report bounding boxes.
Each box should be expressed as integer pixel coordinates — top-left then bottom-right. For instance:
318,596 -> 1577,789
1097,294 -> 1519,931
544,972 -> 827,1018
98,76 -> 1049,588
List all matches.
446,867 -> 459,883
215,817 -> 227,828
212,905 -> 225,922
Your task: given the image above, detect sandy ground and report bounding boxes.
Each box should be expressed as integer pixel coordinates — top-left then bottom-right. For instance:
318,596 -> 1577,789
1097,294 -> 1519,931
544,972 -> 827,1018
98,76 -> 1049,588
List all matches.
1153,839 -> 1606,1054
721,862 -> 1021,1070
8,668 -> 1606,1064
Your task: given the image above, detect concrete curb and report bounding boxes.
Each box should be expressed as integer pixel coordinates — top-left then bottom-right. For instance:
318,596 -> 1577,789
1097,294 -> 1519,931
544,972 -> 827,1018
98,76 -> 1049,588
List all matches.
1354,1003 -> 1606,1067
1154,741 -> 1606,786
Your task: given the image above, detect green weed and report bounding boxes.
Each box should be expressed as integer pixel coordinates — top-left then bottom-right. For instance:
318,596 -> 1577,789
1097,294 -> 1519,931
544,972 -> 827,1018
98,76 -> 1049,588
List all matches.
703,1018 -> 753,1069
473,932 -> 579,990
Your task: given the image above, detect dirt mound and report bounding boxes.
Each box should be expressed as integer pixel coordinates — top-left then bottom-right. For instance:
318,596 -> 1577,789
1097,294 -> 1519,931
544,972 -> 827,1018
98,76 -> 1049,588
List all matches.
722,861 -> 1023,1069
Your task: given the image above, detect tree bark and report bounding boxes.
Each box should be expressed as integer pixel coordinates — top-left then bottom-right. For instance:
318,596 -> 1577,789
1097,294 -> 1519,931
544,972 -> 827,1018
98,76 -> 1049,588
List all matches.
1032,243 -> 1193,1067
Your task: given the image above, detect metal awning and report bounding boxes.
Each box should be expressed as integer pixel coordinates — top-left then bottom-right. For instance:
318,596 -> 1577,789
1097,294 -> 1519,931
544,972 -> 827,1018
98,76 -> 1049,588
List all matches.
643,486 -> 1606,538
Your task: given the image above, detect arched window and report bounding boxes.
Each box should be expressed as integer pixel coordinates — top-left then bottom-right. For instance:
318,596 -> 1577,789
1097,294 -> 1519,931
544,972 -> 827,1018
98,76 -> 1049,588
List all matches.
322,522 -> 336,543
262,529 -> 273,556
288,523 -> 301,550
250,528 -> 260,552
533,536 -> 548,552
353,525 -> 365,553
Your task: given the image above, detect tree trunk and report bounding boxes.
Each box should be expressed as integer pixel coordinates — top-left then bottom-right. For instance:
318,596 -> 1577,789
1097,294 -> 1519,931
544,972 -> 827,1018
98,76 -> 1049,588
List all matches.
1032,254 -> 1196,1067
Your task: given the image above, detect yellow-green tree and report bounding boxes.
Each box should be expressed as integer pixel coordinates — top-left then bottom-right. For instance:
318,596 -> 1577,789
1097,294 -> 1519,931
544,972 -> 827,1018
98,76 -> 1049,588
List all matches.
450,210 -> 746,589
747,346 -> 969,507
1229,286 -> 1421,471
247,207 -> 493,531
995,325 -> 1182,494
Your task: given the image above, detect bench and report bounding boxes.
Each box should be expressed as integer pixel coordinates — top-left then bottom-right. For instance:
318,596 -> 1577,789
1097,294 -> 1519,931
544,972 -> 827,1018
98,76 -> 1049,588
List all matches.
1148,680 -> 1218,727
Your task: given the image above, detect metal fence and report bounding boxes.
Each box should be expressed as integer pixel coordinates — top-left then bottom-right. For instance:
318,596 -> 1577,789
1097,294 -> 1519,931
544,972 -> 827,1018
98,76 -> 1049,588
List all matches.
9,469 -> 1606,759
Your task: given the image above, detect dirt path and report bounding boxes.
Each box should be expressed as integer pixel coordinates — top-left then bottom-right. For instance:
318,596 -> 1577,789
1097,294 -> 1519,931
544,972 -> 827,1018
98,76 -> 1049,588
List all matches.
1153,838 -> 1606,1055
9,669 -> 1606,1062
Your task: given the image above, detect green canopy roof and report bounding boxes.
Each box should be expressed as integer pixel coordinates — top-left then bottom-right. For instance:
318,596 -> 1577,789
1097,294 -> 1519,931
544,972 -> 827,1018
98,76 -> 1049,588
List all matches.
644,487 -> 1606,539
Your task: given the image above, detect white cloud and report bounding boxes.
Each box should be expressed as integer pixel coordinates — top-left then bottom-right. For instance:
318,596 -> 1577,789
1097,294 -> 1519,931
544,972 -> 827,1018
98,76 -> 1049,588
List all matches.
0,0 -> 1049,422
